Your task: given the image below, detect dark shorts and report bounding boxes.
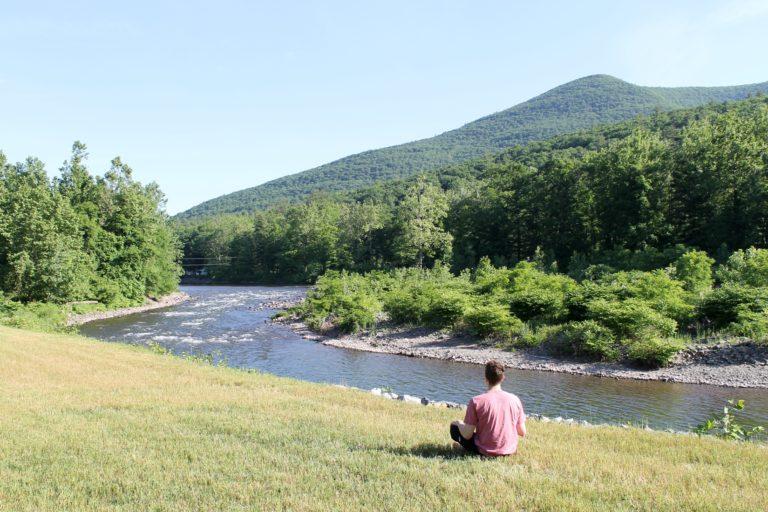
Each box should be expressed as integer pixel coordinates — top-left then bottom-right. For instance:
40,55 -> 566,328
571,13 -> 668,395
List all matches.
450,424 -> 479,454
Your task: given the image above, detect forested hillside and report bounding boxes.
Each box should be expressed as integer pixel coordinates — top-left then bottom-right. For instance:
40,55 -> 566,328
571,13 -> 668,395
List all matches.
179,95 -> 768,368
178,74 -> 768,218
177,96 -> 768,283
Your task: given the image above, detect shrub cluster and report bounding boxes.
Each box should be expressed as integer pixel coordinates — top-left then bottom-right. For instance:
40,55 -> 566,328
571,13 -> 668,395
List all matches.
294,248 -> 768,367
382,266 -> 472,328
293,271 -> 384,333
463,303 -> 524,341
544,320 -> 618,361
625,337 -> 686,368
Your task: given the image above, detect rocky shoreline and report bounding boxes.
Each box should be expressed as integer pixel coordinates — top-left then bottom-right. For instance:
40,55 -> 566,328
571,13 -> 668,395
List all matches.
350,385 -> 691,434
66,292 -> 191,326
276,318 -> 768,389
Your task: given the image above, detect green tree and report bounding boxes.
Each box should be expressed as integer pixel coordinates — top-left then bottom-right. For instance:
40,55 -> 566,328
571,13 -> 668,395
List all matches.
0,157 -> 92,302
672,103 -> 768,250
0,143 -> 181,305
674,250 -> 714,296
278,198 -> 344,282
584,129 -> 672,250
339,201 -> 386,271
392,177 -> 452,268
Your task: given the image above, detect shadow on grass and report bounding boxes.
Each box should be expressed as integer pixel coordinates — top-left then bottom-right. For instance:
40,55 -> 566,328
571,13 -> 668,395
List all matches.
373,442 -> 471,459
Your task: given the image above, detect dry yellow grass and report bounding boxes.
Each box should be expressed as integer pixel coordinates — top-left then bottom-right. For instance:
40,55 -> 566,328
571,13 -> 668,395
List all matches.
0,325 -> 766,511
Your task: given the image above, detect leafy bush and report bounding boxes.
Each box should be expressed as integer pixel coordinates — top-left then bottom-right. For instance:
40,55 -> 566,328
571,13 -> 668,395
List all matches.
568,245 -> 693,279
674,250 -> 714,295
69,302 -> 107,315
581,264 -> 617,281
421,289 -> 470,328
382,266 -> 472,328
382,288 -> 418,324
717,248 -> 768,288
585,298 -> 677,338
472,257 -> 511,296
335,294 -> 381,333
727,309 -> 768,343
565,281 -> 619,321
298,271 -> 382,333
463,302 -> 524,340
625,337 -> 685,368
509,324 -> 552,349
293,248 -> 768,354
506,262 -> 578,322
698,285 -> 768,328
695,399 -> 766,441
567,270 -> 694,329
544,320 -> 618,361
385,285 -> 469,328
595,270 -> 694,323
93,278 -> 126,307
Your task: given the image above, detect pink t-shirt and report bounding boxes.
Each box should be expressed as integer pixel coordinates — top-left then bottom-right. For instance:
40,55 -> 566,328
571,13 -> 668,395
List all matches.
464,389 -> 525,456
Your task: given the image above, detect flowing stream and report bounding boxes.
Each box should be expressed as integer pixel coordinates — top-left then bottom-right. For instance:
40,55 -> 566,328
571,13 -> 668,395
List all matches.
80,285 -> 768,431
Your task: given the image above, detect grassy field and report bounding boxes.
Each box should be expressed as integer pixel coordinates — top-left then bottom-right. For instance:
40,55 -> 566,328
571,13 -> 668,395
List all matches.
1,326 -> 766,511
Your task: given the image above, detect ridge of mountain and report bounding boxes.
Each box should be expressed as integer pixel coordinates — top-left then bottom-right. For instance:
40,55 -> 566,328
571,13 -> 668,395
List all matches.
177,74 -> 768,218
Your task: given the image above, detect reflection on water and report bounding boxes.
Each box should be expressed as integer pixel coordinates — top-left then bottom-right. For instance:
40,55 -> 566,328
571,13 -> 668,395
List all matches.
80,285 -> 768,431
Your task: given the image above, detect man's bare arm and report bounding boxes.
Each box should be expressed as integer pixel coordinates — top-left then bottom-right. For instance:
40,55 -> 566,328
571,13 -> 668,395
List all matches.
517,418 -> 526,437
451,420 -> 476,439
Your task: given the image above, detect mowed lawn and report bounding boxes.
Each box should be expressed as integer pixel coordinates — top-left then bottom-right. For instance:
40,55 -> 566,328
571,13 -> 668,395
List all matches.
0,326 -> 766,512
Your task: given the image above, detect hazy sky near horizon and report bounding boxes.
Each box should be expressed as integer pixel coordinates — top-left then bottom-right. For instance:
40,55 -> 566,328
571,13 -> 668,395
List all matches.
2,0 -> 768,214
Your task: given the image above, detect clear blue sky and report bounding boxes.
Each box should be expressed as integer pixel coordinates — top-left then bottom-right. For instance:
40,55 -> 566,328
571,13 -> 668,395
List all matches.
2,0 -> 768,214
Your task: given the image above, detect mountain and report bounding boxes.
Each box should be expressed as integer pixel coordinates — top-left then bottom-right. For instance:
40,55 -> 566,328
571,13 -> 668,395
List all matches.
177,74 -> 768,218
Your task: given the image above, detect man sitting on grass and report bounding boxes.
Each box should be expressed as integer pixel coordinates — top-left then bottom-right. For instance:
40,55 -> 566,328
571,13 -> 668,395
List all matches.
450,360 -> 526,456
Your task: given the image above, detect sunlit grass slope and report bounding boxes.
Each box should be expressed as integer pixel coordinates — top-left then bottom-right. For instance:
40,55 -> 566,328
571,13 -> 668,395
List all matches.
1,325 -> 766,511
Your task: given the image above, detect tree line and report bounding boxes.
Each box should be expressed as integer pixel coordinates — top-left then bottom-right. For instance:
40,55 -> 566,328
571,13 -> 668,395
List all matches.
0,142 -> 181,306
177,96 -> 768,283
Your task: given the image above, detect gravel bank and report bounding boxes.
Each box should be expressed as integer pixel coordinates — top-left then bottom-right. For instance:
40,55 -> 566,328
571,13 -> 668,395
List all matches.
67,292 -> 191,326
277,319 -> 768,389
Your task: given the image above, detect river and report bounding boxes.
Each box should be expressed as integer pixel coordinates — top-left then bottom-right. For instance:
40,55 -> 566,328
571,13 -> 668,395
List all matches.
80,285 -> 768,432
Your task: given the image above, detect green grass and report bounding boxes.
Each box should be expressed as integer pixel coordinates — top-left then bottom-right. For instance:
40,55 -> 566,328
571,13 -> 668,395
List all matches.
1,326 -> 766,511
0,301 -> 69,332
68,302 -> 108,315
0,299 -> 141,333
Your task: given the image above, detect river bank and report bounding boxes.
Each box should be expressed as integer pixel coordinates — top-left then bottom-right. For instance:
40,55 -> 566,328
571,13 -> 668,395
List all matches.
66,292 -> 191,326
277,318 -> 768,389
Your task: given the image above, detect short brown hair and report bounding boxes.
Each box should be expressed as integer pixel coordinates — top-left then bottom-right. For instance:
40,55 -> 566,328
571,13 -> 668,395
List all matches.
485,360 -> 504,385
